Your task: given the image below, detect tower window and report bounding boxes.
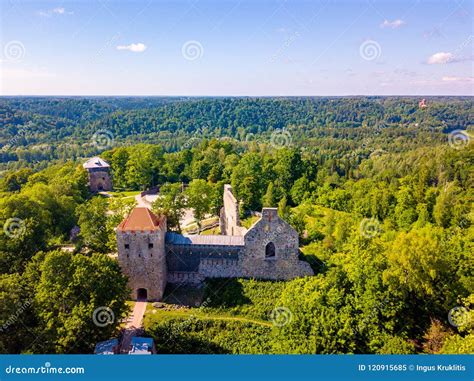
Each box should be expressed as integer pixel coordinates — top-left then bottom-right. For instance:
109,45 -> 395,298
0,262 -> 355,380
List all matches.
265,242 -> 276,259
124,244 -> 130,249
148,243 -> 154,249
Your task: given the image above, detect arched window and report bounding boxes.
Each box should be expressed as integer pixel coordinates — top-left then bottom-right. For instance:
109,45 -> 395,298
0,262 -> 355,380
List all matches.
265,242 -> 276,258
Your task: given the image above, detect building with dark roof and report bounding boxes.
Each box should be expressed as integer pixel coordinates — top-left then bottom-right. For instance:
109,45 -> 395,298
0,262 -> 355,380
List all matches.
83,157 -> 112,192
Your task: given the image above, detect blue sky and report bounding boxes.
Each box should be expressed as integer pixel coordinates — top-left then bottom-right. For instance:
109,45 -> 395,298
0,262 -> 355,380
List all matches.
1,0 -> 472,95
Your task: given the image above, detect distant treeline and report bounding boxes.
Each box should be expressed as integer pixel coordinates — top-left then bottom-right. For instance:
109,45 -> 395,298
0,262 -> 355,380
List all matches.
1,96 -> 472,171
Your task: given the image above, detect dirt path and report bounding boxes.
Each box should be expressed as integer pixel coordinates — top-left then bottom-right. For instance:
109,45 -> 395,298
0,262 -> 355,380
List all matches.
126,301 -> 147,329
135,194 -> 151,208
120,301 -> 147,353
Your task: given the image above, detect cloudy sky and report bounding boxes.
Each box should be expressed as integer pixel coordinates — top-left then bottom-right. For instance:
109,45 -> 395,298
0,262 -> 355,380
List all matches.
0,0 -> 472,96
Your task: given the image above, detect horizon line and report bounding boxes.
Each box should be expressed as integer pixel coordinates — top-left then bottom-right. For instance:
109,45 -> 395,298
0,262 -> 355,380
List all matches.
0,94 -> 473,98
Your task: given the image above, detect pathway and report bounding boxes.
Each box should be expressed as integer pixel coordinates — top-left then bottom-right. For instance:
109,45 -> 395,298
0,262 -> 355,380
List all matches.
135,194 -> 151,208
120,301 -> 147,353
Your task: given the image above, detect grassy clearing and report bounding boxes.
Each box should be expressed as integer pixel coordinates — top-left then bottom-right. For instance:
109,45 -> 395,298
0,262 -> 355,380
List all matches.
202,278 -> 285,320
108,191 -> 141,198
240,215 -> 260,228
143,278 -> 285,353
144,306 -> 271,327
182,216 -> 219,234
201,226 -> 220,235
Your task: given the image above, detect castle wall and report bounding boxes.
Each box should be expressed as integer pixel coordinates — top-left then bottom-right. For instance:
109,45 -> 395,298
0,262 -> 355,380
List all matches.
168,272 -> 204,285
240,208 -> 313,280
165,243 -> 242,272
220,185 -> 246,236
115,186 -> 314,299
88,169 -> 112,192
117,229 -> 167,301
198,258 -> 242,278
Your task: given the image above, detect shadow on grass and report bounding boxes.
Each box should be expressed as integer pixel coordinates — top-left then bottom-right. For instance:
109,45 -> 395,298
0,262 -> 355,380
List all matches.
203,278 -> 251,308
162,284 -> 206,307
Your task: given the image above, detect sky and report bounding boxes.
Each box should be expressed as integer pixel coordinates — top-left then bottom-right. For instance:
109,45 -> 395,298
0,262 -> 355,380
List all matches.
0,0 -> 473,96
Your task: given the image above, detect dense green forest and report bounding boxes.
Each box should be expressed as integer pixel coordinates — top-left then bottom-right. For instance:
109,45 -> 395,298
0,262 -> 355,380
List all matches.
0,96 -> 472,354
1,96 -> 472,172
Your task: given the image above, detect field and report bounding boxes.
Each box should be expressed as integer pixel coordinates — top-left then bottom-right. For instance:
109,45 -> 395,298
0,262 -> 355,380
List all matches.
143,279 -> 284,354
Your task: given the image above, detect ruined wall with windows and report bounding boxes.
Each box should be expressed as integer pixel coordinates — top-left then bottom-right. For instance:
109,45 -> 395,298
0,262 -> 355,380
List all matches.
240,208 -> 313,280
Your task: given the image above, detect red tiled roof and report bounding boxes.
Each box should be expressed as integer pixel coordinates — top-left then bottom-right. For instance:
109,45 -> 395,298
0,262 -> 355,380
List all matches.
117,207 -> 164,232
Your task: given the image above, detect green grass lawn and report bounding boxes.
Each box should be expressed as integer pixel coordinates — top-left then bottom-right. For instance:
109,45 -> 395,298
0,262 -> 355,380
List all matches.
108,190 -> 141,198
240,215 -> 260,228
143,278 -> 285,353
182,216 -> 219,234
201,226 -> 220,235
144,305 -> 271,327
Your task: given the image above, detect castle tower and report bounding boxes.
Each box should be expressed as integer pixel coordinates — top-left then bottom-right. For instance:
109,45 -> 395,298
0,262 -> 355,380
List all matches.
83,157 -> 112,192
116,207 -> 167,301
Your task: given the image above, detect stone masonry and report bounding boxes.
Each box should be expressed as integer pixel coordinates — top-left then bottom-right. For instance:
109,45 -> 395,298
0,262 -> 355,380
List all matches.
116,208 -> 168,301
117,185 -> 313,301
219,184 -> 246,236
83,157 -> 113,192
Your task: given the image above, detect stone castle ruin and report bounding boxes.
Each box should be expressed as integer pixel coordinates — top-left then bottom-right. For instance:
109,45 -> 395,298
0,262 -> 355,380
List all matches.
117,184 -> 313,301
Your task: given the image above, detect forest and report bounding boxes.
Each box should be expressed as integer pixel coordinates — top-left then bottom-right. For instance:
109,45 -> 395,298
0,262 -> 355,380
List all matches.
1,96 -> 472,171
0,96 -> 472,354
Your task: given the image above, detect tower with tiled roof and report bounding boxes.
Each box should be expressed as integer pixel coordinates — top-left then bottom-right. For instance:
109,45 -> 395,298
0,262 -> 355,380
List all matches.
116,207 -> 167,301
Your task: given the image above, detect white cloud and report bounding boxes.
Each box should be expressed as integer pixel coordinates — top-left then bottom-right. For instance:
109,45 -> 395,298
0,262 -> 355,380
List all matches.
427,52 -> 454,64
39,7 -> 73,17
442,76 -> 474,83
380,19 -> 405,29
116,43 -> 147,53
409,76 -> 474,86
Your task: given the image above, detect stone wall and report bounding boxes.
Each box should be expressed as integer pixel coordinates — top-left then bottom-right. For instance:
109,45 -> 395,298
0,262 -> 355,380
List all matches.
165,244 -> 241,272
117,229 -> 167,301
199,258 -> 242,278
168,272 -> 205,285
219,185 -> 246,236
240,208 -> 313,280
88,168 -> 112,192
165,207 -> 314,283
